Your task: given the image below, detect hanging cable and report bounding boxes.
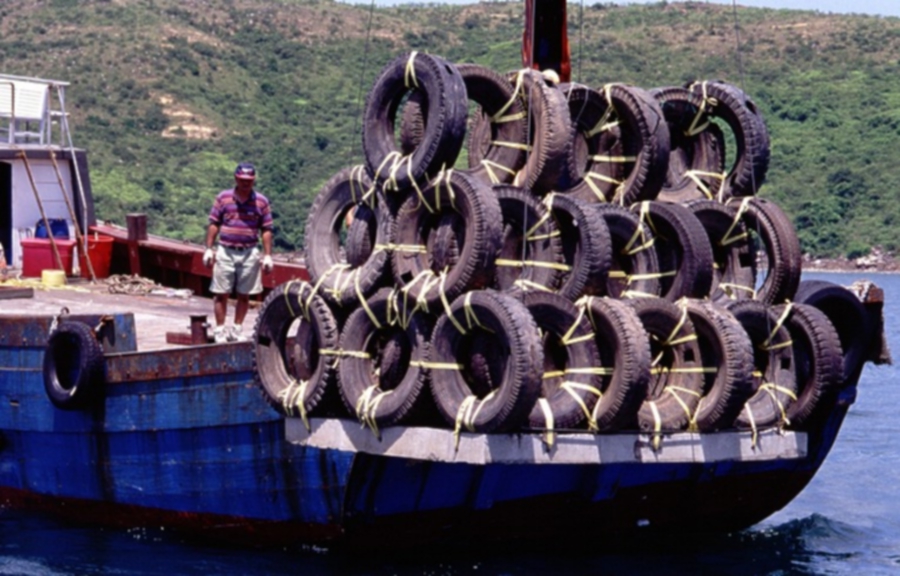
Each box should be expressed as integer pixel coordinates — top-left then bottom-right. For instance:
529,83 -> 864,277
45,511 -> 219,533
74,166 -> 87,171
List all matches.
349,0 -> 379,167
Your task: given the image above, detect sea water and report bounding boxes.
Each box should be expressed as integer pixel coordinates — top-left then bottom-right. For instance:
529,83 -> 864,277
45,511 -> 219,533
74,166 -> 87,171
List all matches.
1,271 -> 898,575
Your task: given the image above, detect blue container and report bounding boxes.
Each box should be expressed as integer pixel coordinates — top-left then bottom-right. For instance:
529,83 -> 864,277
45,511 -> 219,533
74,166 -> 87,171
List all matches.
35,219 -> 70,239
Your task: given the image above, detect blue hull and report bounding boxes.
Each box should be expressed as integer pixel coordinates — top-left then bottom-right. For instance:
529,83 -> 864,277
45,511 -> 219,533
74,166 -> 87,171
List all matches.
0,312 -> 855,549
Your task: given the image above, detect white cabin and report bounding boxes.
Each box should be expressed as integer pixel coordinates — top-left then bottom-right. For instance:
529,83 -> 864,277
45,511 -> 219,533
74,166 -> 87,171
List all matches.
0,74 -> 95,270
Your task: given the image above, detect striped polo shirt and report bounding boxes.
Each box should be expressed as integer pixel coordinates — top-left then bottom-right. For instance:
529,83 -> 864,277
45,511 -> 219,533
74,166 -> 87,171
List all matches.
209,188 -> 273,248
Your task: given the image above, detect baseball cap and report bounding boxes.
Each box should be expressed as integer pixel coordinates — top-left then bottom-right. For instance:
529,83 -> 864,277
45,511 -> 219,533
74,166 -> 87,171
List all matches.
234,162 -> 256,179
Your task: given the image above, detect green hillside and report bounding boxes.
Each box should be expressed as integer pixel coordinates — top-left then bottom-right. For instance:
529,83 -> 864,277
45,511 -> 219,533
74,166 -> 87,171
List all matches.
2,0 -> 899,258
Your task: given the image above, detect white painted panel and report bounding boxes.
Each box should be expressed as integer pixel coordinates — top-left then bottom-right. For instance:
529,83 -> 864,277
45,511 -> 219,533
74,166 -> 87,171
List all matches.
9,159 -> 73,266
0,80 -> 48,120
286,418 -> 808,465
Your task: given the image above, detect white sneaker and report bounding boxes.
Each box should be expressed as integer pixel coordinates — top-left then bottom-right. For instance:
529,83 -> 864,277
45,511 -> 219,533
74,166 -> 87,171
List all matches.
229,324 -> 248,342
213,325 -> 228,343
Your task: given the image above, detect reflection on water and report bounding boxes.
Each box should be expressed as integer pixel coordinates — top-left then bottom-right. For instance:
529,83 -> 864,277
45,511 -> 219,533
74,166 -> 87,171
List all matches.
2,272 -> 899,575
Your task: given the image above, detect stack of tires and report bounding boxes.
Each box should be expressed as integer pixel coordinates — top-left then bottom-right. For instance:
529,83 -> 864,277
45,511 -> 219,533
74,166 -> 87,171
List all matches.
253,53 -> 873,444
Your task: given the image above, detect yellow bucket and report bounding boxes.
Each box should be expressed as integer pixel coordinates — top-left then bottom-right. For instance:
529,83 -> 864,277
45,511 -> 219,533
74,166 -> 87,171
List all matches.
41,270 -> 67,287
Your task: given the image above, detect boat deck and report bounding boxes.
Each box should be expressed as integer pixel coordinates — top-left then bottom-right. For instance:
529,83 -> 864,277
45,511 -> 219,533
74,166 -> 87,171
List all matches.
0,276 -> 259,351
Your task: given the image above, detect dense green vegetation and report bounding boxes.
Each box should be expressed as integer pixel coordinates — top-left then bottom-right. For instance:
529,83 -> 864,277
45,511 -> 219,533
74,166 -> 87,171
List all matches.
2,0 -> 899,258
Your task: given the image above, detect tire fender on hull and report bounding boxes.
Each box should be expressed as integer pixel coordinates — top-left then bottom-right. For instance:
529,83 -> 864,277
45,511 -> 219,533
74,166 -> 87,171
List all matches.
43,320 -> 106,410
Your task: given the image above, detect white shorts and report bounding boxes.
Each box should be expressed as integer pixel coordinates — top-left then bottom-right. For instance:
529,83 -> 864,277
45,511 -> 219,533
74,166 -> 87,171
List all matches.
210,245 -> 262,295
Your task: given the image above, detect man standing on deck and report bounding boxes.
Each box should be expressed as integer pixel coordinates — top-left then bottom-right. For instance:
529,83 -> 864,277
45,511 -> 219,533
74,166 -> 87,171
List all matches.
203,162 -> 274,343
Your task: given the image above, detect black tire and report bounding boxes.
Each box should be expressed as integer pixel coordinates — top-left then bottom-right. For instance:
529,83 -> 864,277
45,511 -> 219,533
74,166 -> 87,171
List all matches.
516,69 -> 578,195
727,197 -> 802,304
685,199 -> 756,302
337,288 -> 433,431
253,280 -> 339,418
391,171 -> 503,309
345,203 -> 378,269
651,86 -> 728,203
43,321 -> 106,410
304,166 -> 391,308
493,185 -> 566,293
563,83 -> 669,204
591,203 -> 660,299
546,194 -> 612,300
459,63 -> 529,185
625,297 -> 705,433
363,52 -> 468,195
519,292 -> 603,430
773,303 -> 843,427
429,211 -> 463,273
725,300 -> 798,430
631,200 -> 714,300
688,80 -> 770,198
429,290 -> 543,433
399,90 -> 426,156
680,299 -> 755,431
559,83 -> 626,203
794,280 -> 873,386
579,296 -> 651,431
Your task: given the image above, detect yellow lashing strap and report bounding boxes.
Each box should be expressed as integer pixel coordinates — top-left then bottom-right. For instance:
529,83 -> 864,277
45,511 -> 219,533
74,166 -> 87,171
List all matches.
489,140 -> 530,151
348,164 -> 378,207
685,169 -> 727,202
583,171 -> 619,203
414,361 -> 463,370
685,81 -> 715,137
480,159 -> 518,184
282,279 -> 311,321
650,366 -> 717,375
719,282 -> 757,299
559,305 -> 590,347
759,381 -> 798,428
356,384 -> 394,438
512,278 -> 554,292
495,258 -> 572,272
648,400 -> 663,451
277,378 -> 312,431
721,197 -> 753,247
586,84 -> 620,138
623,215 -> 655,256
493,70 -> 525,123
453,391 -> 496,448
308,262 -> 352,303
355,272 -> 381,329
430,167 -> 457,212
665,384 -> 701,428
320,348 -> 370,359
744,402 -> 759,449
561,380 -> 604,432
662,304 -> 697,347
404,51 -> 420,89
761,302 -> 793,352
591,154 -> 637,163
537,398 -> 555,448
380,243 -> 427,253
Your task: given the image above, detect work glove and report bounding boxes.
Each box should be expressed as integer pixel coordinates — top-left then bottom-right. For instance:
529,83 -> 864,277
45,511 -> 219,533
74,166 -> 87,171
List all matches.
262,254 -> 274,273
203,248 -> 215,268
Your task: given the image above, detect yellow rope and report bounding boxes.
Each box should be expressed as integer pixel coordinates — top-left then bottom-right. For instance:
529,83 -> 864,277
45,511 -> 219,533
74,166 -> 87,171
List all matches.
403,51 -> 420,88
480,159 -> 517,184
277,378 -> 311,431
453,391 -> 496,448
495,258 -> 572,272
721,197 -> 753,247
512,278 -> 554,292
759,382 -> 798,428
761,302 -> 793,352
537,398 -> 555,448
684,169 -> 727,202
648,400 -> 663,451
